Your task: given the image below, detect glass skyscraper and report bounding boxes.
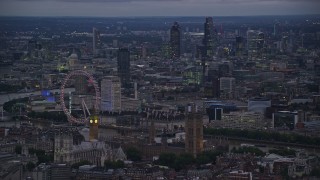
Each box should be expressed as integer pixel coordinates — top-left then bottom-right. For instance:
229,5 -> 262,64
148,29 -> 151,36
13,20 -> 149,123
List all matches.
170,22 -> 181,59
203,17 -> 217,58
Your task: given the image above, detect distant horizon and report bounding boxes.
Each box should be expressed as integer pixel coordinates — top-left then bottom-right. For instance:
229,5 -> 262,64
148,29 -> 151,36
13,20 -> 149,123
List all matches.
1,13 -> 319,19
1,0 -> 319,17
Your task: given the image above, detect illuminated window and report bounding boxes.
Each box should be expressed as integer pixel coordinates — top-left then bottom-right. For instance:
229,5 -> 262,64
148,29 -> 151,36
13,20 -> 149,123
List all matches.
90,120 -> 93,123
95,119 -> 98,124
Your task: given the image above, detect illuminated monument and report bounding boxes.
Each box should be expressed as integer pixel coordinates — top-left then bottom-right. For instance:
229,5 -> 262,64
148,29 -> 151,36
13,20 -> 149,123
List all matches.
60,70 -> 101,141
89,115 -> 99,141
185,103 -> 203,157
55,71 -> 128,166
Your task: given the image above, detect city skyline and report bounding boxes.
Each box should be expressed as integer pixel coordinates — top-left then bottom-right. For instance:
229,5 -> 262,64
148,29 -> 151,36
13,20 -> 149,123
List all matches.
0,0 -> 319,17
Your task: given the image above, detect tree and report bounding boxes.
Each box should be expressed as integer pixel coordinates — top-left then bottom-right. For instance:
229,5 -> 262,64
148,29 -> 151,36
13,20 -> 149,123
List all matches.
156,153 -> 177,167
269,149 -> 296,157
173,153 -> 195,171
280,166 -> 290,180
125,147 -> 142,161
27,111 -> 68,122
26,161 -> 36,171
28,148 -> 53,164
155,152 -> 195,171
195,150 -> 223,166
15,145 -> 22,154
3,97 -> 28,113
310,167 -> 320,177
231,147 -> 265,157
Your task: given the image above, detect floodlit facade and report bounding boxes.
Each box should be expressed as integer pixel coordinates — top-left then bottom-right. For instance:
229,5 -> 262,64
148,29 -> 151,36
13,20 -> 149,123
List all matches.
54,133 -> 126,166
185,104 -> 203,157
218,112 -> 264,130
101,76 -> 121,113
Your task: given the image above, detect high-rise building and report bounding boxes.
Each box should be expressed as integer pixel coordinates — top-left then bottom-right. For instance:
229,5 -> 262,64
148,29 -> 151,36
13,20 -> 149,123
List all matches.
219,77 -> 235,99
101,76 -> 121,113
272,111 -> 298,130
170,22 -> 181,59
203,70 -> 220,98
248,97 -> 271,114
203,17 -> 217,58
207,107 -> 223,121
117,48 -> 130,88
185,104 -> 203,157
93,27 -> 101,56
235,36 -> 244,57
247,30 -> 264,59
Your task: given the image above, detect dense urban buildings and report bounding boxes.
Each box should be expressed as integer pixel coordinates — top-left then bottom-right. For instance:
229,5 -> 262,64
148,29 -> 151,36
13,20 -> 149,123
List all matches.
0,14 -> 320,179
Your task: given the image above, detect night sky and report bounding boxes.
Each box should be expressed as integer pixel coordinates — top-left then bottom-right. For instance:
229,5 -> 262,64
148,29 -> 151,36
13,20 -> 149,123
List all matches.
0,0 -> 319,17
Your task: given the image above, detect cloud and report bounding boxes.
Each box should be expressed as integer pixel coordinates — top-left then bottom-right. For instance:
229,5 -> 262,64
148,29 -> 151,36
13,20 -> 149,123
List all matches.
11,0 -> 319,2
13,0 -> 182,2
0,0 -> 319,17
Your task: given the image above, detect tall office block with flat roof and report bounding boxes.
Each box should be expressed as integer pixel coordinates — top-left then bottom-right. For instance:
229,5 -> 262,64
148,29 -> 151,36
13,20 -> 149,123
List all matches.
170,22 -> 181,59
93,27 -> 101,56
101,76 -> 121,113
117,48 -> 130,88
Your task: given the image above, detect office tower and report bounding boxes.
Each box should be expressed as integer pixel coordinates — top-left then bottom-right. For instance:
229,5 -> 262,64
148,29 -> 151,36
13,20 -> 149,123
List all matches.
203,17 -> 217,58
141,45 -> 147,59
185,104 -> 203,157
149,118 -> 155,144
101,76 -> 121,113
272,111 -> 298,130
93,27 -> 101,56
247,30 -> 264,59
219,77 -> 235,99
248,97 -> 271,114
204,70 -> 220,98
170,22 -> 181,59
257,32 -> 265,51
134,82 -> 138,99
117,48 -> 130,88
207,106 -> 223,121
281,36 -> 289,53
273,22 -> 280,37
162,43 -> 171,59
235,36 -> 244,57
